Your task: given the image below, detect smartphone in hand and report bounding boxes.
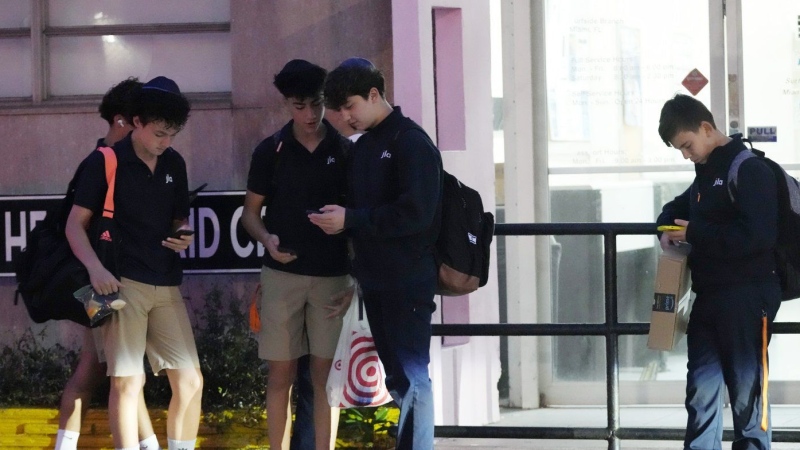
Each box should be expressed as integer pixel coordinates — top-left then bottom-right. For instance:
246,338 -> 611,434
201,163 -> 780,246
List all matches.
276,246 -> 297,256
306,209 -> 322,215
656,225 -> 685,232
170,229 -> 196,239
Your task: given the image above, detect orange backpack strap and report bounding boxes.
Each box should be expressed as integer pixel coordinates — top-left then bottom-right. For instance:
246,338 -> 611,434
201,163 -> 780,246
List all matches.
96,147 -> 118,218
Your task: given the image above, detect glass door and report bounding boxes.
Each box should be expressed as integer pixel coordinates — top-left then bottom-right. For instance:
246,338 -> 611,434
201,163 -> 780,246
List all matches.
540,0 -> 715,405
535,0 -> 800,407
739,0 -> 800,400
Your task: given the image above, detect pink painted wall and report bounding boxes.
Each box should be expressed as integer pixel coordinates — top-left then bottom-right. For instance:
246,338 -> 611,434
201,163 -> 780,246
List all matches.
391,0 -> 499,427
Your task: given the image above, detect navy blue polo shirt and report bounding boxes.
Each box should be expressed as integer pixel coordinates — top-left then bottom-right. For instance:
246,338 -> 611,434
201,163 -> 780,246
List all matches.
246,120 -> 350,277
73,133 -> 190,286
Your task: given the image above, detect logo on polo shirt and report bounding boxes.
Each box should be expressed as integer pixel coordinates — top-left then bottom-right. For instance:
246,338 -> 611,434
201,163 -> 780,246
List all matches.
380,150 -> 391,159
327,156 -> 335,165
713,178 -> 723,186
100,230 -> 112,242
166,174 -> 173,183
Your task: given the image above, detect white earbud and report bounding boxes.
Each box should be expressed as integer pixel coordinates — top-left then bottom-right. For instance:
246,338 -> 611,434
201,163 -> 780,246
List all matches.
117,119 -> 125,127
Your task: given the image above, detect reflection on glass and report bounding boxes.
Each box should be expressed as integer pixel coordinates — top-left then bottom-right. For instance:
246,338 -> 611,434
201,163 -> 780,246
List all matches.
0,0 -> 30,28
545,0 -> 710,170
49,0 -> 230,26
742,0 -> 800,164
0,38 -> 32,97
48,34 -> 231,95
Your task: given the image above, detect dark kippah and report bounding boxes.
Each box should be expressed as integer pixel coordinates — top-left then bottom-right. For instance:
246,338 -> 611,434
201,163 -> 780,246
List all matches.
340,57 -> 375,69
142,76 -> 181,95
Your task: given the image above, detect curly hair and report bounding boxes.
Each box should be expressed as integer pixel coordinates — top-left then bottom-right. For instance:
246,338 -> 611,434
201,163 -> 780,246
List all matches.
98,77 -> 141,125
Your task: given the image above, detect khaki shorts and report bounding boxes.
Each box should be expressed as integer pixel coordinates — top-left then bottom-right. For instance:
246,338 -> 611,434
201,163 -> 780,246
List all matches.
100,278 -> 200,377
90,326 -> 105,364
258,267 -> 350,361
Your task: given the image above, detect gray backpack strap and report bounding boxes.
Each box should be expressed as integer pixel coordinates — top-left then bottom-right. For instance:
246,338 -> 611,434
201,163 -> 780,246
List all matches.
727,150 -> 756,203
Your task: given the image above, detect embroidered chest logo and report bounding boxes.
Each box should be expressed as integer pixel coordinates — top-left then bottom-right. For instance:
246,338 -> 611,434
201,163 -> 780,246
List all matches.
380,150 -> 391,159
100,230 -> 112,242
712,178 -> 723,187
327,156 -> 335,165
165,174 -> 173,184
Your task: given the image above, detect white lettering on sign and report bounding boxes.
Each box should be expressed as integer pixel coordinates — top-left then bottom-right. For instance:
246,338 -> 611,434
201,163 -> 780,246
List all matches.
229,206 -> 265,258
230,206 -> 252,258
5,211 -> 25,262
747,126 -> 777,142
198,207 -> 220,258
4,211 -> 47,262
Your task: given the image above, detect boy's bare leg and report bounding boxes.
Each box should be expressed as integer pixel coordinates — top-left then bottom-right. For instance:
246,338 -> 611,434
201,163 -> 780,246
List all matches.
165,367 -> 203,440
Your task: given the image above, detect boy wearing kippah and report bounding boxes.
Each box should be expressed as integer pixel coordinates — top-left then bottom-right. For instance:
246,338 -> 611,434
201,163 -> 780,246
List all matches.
66,76 -> 202,450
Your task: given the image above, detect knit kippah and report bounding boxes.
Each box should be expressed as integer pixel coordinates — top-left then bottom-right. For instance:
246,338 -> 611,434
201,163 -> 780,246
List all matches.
142,76 -> 181,95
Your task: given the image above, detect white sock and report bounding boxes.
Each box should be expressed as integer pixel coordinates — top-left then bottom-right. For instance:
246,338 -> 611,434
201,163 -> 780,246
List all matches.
55,429 -> 80,450
139,434 -> 162,450
167,439 -> 196,450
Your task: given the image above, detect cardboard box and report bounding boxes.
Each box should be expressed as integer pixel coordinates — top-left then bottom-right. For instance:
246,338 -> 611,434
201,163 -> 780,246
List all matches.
647,245 -> 692,351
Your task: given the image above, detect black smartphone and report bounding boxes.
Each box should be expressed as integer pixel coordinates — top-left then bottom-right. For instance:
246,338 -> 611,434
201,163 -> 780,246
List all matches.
306,209 -> 322,215
276,246 -> 297,256
170,229 -> 196,239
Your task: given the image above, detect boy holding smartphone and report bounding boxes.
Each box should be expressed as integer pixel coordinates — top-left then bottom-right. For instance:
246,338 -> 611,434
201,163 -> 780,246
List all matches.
241,59 -> 353,450
656,94 -> 781,450
66,76 -> 202,450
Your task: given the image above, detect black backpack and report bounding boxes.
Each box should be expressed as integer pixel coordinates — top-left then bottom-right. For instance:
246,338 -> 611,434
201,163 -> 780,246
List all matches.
390,122 -> 495,296
436,172 -> 495,296
14,148 -> 119,327
727,139 -> 800,300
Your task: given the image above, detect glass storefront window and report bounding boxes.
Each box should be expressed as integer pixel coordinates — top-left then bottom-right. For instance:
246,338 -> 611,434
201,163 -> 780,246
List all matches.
48,34 -> 231,95
545,0 -> 710,171
0,38 -> 32,97
0,0 -> 30,28
48,0 -> 230,26
542,0 -> 711,387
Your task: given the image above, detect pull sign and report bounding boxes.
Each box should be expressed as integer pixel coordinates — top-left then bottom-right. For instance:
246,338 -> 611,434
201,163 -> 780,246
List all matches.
747,126 -> 777,143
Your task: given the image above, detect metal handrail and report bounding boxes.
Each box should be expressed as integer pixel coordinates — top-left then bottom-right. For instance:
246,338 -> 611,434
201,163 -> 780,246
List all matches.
432,222 -> 800,449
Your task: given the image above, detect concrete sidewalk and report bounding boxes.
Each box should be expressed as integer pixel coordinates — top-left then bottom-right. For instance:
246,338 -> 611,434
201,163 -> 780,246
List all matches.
432,405 -> 800,449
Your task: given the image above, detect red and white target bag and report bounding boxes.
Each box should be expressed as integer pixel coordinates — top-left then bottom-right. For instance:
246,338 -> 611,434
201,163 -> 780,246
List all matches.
326,293 -> 393,408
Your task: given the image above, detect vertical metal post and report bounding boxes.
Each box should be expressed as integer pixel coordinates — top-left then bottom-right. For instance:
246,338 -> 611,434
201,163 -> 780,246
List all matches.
725,0 -> 745,135
708,0 -> 726,124
31,0 -> 46,103
604,231 -> 620,450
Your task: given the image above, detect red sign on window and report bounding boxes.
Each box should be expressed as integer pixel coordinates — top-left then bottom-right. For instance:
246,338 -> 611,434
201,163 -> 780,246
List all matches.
682,69 -> 708,96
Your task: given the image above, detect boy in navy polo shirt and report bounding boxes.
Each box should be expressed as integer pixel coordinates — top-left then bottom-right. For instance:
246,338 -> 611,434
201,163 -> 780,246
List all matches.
56,77 -> 162,450
66,76 -> 202,450
242,60 -> 353,450
657,94 -> 781,450
313,57 -> 443,450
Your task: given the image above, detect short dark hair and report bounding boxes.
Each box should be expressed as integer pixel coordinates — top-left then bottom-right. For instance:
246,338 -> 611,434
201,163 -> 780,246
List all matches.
98,77 -> 141,125
658,94 -> 716,146
127,76 -> 191,130
323,57 -> 385,109
273,59 -> 327,100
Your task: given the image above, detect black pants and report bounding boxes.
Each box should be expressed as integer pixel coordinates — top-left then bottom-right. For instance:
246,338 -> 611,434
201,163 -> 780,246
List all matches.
361,275 -> 437,450
684,280 -> 781,450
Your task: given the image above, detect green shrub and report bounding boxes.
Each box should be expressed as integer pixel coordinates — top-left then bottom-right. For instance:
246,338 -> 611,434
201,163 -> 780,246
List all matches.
0,329 -> 78,406
194,286 -> 268,428
336,406 -> 397,448
0,286 -> 397,447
